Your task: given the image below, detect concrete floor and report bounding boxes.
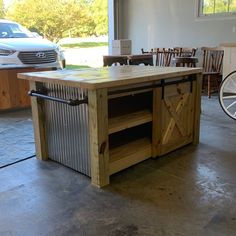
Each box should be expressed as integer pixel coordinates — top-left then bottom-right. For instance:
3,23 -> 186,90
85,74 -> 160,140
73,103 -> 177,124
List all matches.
0,109 -> 35,167
0,95 -> 236,236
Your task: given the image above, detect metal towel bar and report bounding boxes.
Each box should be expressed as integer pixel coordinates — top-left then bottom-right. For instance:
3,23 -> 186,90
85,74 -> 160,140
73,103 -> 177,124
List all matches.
28,90 -> 88,106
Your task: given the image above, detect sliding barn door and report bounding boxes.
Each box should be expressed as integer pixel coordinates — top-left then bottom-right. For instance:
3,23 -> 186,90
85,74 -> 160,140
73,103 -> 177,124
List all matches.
152,81 -> 195,156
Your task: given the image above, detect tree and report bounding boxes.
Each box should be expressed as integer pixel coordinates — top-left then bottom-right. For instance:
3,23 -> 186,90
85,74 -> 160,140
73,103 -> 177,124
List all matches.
6,0 -> 108,41
91,0 -> 108,36
202,0 -> 236,14
0,0 -> 4,18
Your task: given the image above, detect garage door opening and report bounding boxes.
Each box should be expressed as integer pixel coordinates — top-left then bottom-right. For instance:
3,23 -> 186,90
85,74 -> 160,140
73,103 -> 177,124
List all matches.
0,0 -> 108,167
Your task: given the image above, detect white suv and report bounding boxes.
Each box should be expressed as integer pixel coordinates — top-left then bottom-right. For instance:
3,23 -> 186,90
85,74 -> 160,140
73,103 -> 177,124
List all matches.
0,19 -> 65,69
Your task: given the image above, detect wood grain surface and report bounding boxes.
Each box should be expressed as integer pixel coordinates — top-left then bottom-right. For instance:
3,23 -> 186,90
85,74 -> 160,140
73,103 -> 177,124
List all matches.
18,66 -> 202,90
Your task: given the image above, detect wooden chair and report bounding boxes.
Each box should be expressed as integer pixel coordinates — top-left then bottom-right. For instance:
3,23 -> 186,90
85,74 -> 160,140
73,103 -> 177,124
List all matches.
201,47 -> 224,98
173,47 -> 197,57
154,48 -> 173,67
103,55 -> 128,67
172,56 -> 198,67
129,54 -> 153,66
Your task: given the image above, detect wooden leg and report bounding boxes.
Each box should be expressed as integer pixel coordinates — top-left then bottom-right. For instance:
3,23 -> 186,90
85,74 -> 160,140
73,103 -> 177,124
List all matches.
88,89 -> 109,187
29,81 -> 48,160
152,87 -> 162,157
208,75 -> 211,98
193,73 -> 202,145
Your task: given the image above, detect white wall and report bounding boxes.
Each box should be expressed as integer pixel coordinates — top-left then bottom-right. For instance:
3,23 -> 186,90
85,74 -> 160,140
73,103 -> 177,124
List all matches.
118,0 -> 236,54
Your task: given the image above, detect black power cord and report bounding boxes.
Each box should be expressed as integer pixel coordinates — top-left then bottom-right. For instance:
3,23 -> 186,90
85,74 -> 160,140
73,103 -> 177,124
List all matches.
0,155 -> 36,169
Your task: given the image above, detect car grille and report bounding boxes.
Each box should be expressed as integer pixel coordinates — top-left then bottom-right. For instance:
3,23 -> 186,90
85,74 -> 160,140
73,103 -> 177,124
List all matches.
18,50 -> 57,64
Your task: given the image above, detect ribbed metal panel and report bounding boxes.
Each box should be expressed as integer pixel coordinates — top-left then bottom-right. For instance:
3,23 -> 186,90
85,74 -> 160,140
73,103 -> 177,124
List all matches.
18,50 -> 57,64
44,83 -> 90,176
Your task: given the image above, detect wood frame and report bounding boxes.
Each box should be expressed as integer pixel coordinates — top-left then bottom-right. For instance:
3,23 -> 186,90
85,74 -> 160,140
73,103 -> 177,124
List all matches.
88,88 -> 109,187
29,81 -> 48,161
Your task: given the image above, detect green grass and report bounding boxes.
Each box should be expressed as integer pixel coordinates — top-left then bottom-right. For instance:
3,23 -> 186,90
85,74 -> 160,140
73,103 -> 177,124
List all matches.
65,64 -> 91,70
60,42 -> 108,48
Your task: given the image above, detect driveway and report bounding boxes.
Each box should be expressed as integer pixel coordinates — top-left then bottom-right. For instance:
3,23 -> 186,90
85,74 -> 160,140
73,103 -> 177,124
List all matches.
63,46 -> 108,68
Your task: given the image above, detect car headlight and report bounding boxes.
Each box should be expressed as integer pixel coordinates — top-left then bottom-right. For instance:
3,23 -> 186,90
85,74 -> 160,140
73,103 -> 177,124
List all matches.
0,49 -> 16,56
56,45 -> 65,60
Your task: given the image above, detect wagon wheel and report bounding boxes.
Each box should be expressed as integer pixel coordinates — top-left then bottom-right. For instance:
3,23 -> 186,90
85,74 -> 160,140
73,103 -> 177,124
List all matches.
219,71 -> 236,120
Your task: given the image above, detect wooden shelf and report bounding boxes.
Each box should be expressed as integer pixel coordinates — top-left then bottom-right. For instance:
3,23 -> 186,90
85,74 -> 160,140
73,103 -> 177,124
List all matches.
108,110 -> 152,134
109,138 -> 152,175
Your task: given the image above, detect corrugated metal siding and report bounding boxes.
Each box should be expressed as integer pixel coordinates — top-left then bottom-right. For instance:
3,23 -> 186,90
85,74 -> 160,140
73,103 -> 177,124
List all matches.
44,83 -> 90,176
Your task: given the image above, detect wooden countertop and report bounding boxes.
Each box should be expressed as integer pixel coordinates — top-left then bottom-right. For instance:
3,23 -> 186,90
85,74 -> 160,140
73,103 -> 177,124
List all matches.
220,43 -> 236,47
18,66 -> 202,90
0,64 -> 54,70
0,65 -> 35,70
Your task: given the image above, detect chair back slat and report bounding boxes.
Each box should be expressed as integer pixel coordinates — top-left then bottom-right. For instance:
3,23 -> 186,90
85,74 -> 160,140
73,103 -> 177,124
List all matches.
173,47 -> 197,57
201,47 -> 224,73
154,48 -> 173,67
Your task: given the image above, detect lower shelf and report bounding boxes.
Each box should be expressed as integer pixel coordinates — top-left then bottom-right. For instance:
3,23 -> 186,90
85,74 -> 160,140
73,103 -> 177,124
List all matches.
108,110 -> 152,134
109,138 -> 152,175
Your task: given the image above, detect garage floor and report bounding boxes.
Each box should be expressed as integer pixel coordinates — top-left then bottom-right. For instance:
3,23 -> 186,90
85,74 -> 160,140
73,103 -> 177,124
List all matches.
0,95 -> 236,236
0,109 -> 35,167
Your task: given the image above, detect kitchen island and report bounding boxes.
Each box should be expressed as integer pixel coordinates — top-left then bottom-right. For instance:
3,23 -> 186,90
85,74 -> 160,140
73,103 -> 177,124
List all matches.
18,66 -> 202,187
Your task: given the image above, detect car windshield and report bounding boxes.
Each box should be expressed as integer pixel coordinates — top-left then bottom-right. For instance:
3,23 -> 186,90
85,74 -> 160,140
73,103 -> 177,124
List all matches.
0,22 -> 34,38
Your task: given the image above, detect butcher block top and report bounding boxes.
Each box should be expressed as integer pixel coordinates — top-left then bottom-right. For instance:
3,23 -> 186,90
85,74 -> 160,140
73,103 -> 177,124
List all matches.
0,64 -> 56,70
18,66 -> 202,90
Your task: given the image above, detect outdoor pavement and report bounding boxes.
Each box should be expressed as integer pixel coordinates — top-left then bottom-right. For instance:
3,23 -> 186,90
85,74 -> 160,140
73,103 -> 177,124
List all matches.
63,46 -> 108,68
0,109 -> 35,167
